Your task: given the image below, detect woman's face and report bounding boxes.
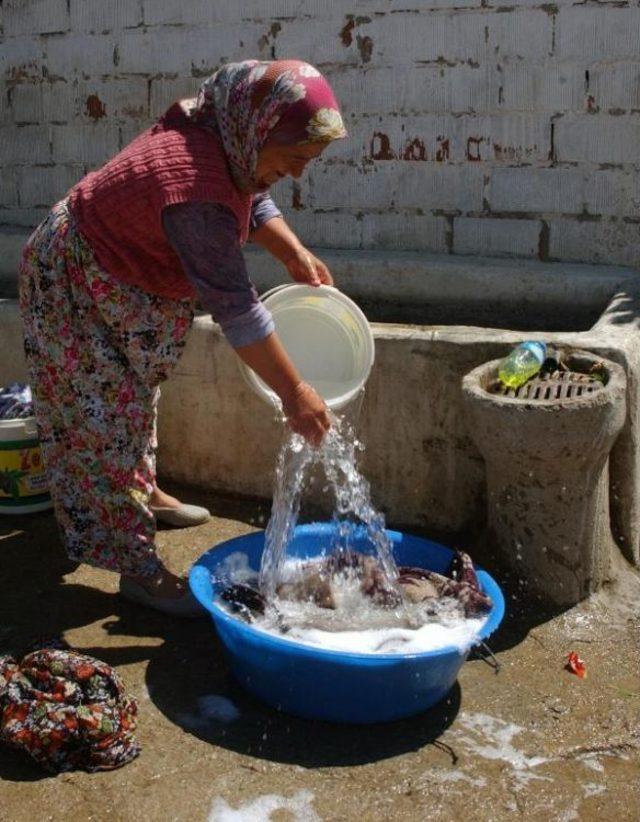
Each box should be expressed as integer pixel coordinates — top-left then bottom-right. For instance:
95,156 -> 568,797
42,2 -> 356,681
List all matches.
255,141 -> 327,187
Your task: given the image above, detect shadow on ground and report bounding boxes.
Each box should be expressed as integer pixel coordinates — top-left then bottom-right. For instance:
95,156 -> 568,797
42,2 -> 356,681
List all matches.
0,492 -> 574,780
142,620 -> 463,768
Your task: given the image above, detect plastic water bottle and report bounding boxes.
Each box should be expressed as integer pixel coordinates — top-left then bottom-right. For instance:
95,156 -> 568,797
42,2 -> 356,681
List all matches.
498,341 -> 547,389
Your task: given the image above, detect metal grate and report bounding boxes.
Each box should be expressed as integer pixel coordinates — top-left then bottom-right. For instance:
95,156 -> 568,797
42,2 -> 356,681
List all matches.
489,369 -> 605,402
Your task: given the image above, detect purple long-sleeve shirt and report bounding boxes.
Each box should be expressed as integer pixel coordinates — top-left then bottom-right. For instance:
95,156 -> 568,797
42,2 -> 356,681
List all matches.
162,192 -> 282,348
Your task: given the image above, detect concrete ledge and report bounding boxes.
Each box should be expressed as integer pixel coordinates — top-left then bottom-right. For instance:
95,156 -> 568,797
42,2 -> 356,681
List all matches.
151,299 -> 640,570
2,255 -> 639,572
245,246 -> 636,330
1,224 -> 637,312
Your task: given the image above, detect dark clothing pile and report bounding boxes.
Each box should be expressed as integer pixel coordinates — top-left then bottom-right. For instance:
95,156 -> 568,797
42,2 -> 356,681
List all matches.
222,549 -> 492,621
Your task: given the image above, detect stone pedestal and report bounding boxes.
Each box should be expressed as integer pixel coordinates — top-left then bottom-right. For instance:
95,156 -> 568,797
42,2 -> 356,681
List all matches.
462,352 -> 626,606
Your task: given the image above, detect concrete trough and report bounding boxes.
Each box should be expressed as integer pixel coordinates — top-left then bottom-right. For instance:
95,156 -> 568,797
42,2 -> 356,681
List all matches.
2,249 -> 639,584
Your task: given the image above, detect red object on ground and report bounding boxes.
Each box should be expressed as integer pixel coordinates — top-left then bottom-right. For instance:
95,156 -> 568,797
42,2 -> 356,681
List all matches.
565,651 -> 587,678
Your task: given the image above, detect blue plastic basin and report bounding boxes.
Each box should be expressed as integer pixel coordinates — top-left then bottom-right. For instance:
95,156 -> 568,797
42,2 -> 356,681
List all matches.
189,523 -> 505,724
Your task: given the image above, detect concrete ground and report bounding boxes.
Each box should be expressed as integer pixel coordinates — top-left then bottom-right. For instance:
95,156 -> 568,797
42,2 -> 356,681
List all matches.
0,482 -> 638,822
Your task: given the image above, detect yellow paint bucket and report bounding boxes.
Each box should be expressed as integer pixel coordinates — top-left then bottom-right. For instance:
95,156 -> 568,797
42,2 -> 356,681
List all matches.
0,416 -> 53,514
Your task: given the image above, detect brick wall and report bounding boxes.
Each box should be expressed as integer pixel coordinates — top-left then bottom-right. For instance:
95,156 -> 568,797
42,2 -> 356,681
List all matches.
1,0 -> 639,266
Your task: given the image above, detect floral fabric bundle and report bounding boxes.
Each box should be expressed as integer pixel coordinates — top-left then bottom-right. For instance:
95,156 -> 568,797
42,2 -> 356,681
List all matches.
0,641 -> 140,773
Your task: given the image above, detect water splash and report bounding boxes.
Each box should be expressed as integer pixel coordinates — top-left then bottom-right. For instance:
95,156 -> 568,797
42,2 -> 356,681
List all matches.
259,414 -> 401,603
259,429 -> 315,601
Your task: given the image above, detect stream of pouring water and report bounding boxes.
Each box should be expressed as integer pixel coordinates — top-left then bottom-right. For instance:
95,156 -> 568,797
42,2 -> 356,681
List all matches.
259,405 -> 402,604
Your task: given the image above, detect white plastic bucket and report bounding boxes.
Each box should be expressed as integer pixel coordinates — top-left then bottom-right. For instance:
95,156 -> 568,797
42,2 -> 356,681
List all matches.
240,284 -> 375,411
0,416 -> 53,514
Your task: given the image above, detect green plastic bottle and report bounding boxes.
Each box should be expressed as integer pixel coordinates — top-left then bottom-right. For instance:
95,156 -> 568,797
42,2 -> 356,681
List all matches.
498,341 -> 547,389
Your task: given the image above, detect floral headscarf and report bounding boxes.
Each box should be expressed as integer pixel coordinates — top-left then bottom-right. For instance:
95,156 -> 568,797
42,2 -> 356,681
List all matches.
186,59 -> 347,192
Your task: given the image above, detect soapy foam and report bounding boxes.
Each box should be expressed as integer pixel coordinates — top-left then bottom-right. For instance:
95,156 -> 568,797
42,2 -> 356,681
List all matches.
176,695 -> 240,730
421,769 -> 487,788
216,551 -> 257,585
454,712 -> 551,787
583,783 -> 607,798
208,790 -> 320,822
222,555 -> 488,655
254,609 -> 486,655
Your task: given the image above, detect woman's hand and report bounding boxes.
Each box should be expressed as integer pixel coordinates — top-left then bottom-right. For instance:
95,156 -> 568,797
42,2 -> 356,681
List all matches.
284,247 -> 334,287
251,216 -> 334,287
282,381 -> 332,447
235,334 -> 331,447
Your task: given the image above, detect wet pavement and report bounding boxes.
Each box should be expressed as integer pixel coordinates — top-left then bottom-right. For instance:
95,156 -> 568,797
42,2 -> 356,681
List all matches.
1,483 -> 638,821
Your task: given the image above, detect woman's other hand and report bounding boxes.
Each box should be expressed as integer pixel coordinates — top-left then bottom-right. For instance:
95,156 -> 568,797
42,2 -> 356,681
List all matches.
284,247 -> 334,287
235,334 -> 331,447
282,381 -> 331,446
251,214 -> 335,287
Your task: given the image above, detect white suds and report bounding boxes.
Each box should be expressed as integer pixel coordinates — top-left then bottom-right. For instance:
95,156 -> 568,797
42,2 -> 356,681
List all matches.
208,790 -> 320,822
222,553 -> 489,656
454,713 -> 551,786
216,551 -> 258,584
176,695 -> 240,730
421,768 -> 487,788
253,615 -> 486,655
577,754 -> 605,773
583,782 -> 607,798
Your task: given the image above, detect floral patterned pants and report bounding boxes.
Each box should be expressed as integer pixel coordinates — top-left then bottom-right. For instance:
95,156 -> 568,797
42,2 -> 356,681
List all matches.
18,200 -> 195,576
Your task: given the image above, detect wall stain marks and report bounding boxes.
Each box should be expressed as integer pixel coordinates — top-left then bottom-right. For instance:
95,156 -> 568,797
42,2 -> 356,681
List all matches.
402,137 -> 427,161
416,56 -> 457,68
291,181 -> 304,211
370,131 -> 395,160
586,95 -> 598,113
584,69 -> 599,113
340,17 -> 355,47
369,134 -> 537,164
549,119 -> 557,164
258,22 -> 281,58
538,220 -> 550,261
340,15 -> 373,62
5,63 -> 40,86
467,137 -> 483,162
436,138 -> 450,162
85,94 -> 106,120
356,34 -> 373,63
445,214 -> 454,254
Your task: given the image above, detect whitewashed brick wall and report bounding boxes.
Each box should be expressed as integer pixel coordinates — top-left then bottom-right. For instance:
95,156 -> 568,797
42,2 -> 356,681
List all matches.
1,0 -> 639,266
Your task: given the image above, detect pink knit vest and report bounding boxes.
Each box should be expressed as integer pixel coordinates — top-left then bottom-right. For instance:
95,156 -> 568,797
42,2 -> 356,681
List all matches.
68,104 -> 253,299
